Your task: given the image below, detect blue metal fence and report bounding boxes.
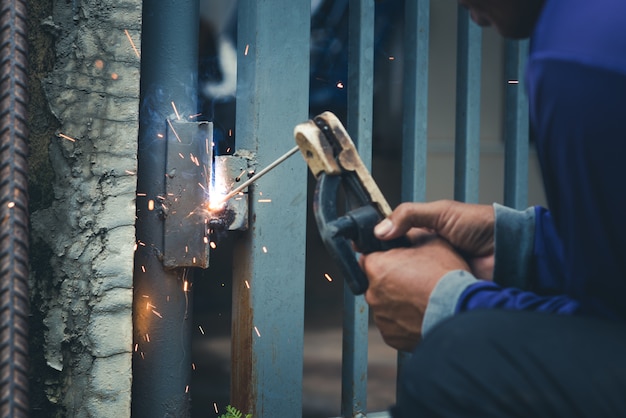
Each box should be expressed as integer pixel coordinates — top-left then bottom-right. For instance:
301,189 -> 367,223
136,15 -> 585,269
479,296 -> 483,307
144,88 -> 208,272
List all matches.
229,0 -> 529,416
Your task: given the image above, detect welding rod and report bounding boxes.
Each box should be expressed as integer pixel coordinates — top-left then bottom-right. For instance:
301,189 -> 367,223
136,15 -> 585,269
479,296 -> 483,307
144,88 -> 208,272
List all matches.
222,145 -> 300,202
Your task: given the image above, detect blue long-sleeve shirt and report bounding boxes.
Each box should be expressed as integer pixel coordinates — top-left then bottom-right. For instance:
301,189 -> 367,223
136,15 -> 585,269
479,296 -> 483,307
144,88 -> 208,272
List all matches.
422,0 -> 626,333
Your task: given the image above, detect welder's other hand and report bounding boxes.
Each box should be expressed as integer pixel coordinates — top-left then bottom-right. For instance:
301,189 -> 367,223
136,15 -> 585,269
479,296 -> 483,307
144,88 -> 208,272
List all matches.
360,230 -> 470,352
374,200 -> 495,280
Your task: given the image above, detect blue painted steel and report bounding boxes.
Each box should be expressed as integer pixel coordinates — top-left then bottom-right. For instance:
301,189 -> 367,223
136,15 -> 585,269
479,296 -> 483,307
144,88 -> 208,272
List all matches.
454,7 -> 482,203
132,0 -> 198,415
230,1 -> 310,417
402,0 -> 430,204
504,40 -> 530,210
342,0 -> 375,416
398,0 -> 430,393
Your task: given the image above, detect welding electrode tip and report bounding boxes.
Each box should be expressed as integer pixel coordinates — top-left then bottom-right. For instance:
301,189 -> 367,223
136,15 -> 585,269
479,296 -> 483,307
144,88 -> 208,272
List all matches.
221,145 -> 300,202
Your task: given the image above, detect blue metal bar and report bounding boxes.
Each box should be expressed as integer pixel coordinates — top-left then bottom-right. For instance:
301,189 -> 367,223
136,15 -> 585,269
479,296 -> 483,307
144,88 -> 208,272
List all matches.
503,40 -> 530,210
454,7 -> 482,203
230,1 -> 310,416
343,0 -> 374,415
402,0 -> 430,207
398,0 -> 430,392
132,0 -> 198,415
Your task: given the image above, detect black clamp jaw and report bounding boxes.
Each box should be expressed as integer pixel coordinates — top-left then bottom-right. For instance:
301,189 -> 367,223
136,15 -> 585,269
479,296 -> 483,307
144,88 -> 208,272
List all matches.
294,112 -> 409,294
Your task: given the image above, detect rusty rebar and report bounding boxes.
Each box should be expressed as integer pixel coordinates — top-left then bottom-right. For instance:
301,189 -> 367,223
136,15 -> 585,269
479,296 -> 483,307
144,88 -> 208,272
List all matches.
0,0 -> 30,415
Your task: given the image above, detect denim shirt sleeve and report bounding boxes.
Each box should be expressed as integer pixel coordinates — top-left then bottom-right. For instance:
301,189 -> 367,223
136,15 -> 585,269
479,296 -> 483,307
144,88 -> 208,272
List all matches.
421,270 -> 478,336
422,204 -> 536,335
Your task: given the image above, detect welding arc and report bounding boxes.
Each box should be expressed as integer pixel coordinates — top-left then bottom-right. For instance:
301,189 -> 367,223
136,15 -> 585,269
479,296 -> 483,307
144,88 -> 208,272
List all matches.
222,145 -> 299,202
0,0 -> 30,415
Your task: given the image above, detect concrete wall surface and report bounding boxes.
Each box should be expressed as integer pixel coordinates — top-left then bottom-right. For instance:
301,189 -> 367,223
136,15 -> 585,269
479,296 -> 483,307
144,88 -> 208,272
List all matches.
29,0 -> 140,415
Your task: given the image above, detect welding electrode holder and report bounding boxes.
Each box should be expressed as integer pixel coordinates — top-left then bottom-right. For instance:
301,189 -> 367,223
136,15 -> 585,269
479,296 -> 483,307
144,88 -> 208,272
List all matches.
314,172 -> 410,294
295,111 -> 410,295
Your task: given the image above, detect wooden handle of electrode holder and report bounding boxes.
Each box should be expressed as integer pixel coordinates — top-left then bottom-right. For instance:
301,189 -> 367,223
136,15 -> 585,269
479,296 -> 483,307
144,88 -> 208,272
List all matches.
294,121 -> 342,177
294,111 -> 393,218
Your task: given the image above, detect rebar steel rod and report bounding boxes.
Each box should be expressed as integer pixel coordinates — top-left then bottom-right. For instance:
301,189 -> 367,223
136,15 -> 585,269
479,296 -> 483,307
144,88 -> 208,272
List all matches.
0,0 -> 30,416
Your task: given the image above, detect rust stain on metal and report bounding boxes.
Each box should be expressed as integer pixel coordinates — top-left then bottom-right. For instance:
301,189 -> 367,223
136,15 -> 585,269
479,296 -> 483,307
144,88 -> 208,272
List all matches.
230,238 -> 256,415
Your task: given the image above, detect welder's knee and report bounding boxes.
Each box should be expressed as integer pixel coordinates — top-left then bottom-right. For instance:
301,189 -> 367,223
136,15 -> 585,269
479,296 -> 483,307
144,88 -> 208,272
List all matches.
393,311 -> 498,417
392,309 -> 626,418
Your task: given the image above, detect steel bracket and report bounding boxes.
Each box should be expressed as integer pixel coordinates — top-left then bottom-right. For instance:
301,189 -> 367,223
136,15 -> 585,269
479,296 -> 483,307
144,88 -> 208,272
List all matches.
162,121 -> 250,269
163,120 -> 213,268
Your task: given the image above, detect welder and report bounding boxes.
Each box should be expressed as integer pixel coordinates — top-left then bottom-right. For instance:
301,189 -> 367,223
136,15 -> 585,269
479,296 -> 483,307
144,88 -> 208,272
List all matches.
358,0 -> 626,416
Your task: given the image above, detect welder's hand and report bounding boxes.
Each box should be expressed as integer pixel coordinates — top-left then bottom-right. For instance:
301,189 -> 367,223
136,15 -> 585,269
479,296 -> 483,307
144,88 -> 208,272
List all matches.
374,200 -> 495,280
360,230 -> 470,352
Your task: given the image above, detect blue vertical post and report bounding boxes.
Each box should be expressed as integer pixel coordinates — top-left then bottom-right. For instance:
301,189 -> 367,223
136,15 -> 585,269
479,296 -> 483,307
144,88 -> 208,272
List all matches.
230,1 -> 310,417
402,0 -> 430,214
503,40 -> 529,210
343,0 -> 374,416
133,0 -> 198,415
399,0 -> 430,389
454,7 -> 482,203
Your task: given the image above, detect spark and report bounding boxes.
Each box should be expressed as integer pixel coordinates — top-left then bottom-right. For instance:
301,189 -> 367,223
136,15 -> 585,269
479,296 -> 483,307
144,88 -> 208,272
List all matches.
185,385 -> 189,393
192,363 -> 196,371
244,280 -> 250,289
258,199 -> 272,203
254,326 -> 261,337
214,403 -> 219,414
58,132 -> 76,142
262,246 -> 268,253
157,133 -> 164,139
134,343 -> 138,352
124,29 -> 140,58
235,169 -> 247,182
138,241 -> 146,246
198,325 -> 205,335
111,73 -> 119,80
336,81 -> 344,89
388,56 -> 395,61
203,236 -> 209,244
228,129 -> 233,137
178,152 -> 185,159
140,352 -> 145,359
148,200 -> 155,211
188,113 -> 202,119
141,265 -> 146,273
145,333 -> 150,342
190,153 -> 200,166
7,202 -> 15,208
244,44 -> 250,56
209,241 -> 217,249
508,80 -> 519,84
167,119 -> 183,142
146,302 -> 155,310
183,280 -> 189,292
137,192 -> 147,197
125,170 -> 136,175
152,309 -> 162,318
94,59 -> 104,69
324,273 -> 333,282
171,102 -> 181,120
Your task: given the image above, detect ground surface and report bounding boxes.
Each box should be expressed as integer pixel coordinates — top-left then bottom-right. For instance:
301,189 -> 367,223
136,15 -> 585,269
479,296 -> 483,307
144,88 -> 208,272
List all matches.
191,311 -> 397,418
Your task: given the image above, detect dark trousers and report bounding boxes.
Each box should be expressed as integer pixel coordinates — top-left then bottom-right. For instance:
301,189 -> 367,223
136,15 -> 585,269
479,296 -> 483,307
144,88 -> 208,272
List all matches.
391,310 -> 626,418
